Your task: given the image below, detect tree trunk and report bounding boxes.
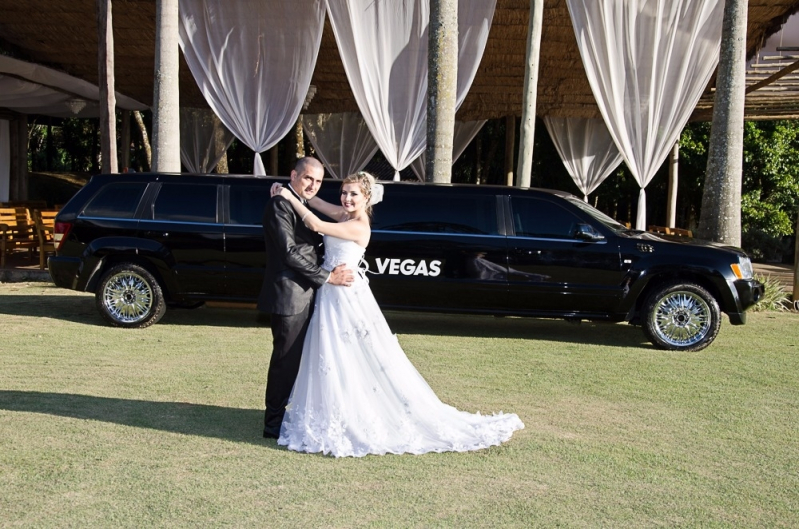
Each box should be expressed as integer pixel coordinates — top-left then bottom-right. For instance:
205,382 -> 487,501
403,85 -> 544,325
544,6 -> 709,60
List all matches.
119,110 -> 131,171
425,0 -> 458,184
504,115 -> 515,186
516,0 -> 544,188
97,0 -> 118,174
697,0 -> 747,245
133,110 -> 151,171
152,0 -> 180,172
667,141 -> 679,228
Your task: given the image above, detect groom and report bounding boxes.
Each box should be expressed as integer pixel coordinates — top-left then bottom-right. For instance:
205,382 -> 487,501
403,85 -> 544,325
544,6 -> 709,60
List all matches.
258,157 -> 353,439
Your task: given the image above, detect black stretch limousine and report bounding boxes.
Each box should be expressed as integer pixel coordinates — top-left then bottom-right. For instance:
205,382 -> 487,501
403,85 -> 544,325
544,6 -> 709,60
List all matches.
49,173 -> 763,351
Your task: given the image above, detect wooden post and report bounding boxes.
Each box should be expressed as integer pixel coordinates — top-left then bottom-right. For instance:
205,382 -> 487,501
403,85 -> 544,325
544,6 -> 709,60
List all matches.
794,210 -> 799,309
8,114 -> 27,201
97,0 -> 118,173
425,0 -> 458,183
119,110 -> 131,171
152,0 -> 181,172
516,0 -> 544,188
504,115 -> 515,186
697,0 -> 747,246
270,145 -> 279,176
667,141 -> 679,228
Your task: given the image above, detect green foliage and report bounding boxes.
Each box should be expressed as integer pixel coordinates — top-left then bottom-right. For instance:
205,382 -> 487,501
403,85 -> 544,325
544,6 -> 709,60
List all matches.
751,273 -> 791,312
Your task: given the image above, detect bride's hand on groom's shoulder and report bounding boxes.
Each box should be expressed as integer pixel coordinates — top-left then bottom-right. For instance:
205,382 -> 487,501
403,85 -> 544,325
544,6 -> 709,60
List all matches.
328,264 -> 355,287
270,183 -> 285,198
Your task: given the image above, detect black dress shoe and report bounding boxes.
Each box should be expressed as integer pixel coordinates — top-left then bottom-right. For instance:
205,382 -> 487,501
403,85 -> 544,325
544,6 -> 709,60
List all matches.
263,429 -> 279,439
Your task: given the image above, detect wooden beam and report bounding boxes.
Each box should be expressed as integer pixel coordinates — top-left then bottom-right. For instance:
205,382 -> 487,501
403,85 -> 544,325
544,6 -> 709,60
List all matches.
745,57 -> 799,94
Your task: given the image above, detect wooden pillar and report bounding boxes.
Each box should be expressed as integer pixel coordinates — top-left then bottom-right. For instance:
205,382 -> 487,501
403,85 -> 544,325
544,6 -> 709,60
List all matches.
97,0 -> 118,173
504,115 -> 515,186
152,0 -> 181,172
425,0 -> 457,184
697,0 -> 747,245
794,211 -> 799,309
270,145 -> 279,176
516,0 -> 544,188
119,110 -> 131,171
667,141 -> 679,228
9,114 -> 27,201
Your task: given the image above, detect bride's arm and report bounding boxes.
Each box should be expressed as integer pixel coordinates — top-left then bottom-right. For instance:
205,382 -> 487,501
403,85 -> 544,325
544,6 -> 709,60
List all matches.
270,183 -> 345,220
273,187 -> 369,243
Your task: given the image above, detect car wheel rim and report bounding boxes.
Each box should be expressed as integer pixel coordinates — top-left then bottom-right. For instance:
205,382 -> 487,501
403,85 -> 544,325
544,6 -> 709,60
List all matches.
103,272 -> 153,324
651,291 -> 711,347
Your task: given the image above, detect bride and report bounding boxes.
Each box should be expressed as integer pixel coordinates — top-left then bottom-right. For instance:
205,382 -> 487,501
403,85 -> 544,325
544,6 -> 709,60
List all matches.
270,171 -> 524,457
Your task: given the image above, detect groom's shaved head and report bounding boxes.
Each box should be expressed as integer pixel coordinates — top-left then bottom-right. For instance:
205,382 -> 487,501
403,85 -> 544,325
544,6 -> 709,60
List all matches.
295,157 -> 324,176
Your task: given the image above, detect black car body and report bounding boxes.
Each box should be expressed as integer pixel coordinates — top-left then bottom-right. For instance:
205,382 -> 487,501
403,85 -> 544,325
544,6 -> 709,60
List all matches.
50,173 -> 764,351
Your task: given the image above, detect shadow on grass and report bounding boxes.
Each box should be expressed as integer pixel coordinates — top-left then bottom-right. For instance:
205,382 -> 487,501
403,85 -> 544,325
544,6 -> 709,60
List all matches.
0,390 -> 280,447
0,293 -> 651,348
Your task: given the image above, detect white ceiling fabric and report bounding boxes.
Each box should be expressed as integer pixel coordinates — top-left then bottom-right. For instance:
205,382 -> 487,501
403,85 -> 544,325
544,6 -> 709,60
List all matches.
543,116 -> 623,201
179,0 -> 325,175
326,0 -> 495,180
0,55 -> 146,118
179,107 -> 234,174
410,120 -> 486,181
302,112 -> 379,180
567,0 -> 723,229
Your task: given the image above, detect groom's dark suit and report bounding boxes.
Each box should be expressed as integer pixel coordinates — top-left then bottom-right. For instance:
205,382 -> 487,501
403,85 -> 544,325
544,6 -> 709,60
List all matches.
258,189 -> 329,437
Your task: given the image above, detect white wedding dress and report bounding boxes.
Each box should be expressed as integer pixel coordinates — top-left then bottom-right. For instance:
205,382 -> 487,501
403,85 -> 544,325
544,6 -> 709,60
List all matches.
278,235 -> 524,457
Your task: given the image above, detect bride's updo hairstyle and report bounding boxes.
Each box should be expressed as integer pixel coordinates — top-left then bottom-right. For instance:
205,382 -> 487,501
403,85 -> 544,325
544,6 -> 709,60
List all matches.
342,171 -> 383,217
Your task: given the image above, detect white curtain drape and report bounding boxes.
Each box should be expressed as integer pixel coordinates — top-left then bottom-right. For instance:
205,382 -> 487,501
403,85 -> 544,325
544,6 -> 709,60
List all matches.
410,120 -> 486,181
302,112 -> 379,179
327,0 -> 496,180
566,0 -> 723,229
0,120 -> 9,202
179,107 -> 234,173
178,0 -> 325,175
543,116 -> 624,201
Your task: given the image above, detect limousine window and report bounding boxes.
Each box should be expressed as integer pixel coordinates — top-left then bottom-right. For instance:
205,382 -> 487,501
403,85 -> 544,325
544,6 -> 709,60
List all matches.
566,196 -> 626,231
229,185 -> 271,225
82,182 -> 147,218
373,192 -> 498,235
152,183 -> 218,223
511,197 -> 581,238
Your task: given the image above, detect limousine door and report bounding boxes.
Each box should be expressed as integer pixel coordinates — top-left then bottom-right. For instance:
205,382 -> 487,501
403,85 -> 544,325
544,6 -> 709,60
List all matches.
222,183 -> 271,300
140,183 -> 226,297
505,196 -> 624,315
365,190 -> 508,311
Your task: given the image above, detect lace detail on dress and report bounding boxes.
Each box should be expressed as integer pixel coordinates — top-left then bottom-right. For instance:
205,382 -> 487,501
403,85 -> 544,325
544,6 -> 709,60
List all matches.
278,236 -> 524,457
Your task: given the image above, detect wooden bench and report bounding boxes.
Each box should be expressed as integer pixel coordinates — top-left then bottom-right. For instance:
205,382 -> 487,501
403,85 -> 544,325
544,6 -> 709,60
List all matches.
0,207 -> 38,267
32,209 -> 58,269
648,225 -> 693,238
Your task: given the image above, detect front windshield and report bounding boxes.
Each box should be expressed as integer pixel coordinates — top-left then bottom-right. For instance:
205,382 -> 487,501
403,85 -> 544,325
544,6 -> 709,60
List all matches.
564,196 -> 628,231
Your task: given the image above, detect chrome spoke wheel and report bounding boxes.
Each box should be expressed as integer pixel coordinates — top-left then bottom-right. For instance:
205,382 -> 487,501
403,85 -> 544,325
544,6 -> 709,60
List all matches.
650,290 -> 711,348
102,271 -> 154,324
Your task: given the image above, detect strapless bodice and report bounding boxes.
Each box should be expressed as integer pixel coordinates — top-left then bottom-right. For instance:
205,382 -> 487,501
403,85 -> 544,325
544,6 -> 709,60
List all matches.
322,235 -> 366,272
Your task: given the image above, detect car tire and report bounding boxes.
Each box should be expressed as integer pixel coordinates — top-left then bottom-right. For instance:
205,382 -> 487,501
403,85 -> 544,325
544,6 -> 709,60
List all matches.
95,263 -> 166,328
642,281 -> 720,352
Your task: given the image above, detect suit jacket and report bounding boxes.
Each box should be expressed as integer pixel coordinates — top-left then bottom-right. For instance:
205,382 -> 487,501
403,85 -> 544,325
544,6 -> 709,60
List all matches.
257,195 -> 329,315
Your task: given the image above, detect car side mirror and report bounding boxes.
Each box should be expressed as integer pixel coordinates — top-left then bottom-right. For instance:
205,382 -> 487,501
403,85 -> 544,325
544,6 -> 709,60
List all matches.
573,223 -> 605,242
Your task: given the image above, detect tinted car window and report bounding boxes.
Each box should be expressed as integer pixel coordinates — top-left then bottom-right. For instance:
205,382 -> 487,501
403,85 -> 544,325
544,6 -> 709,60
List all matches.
229,185 -> 271,225
82,182 -> 147,218
153,183 -> 218,223
511,197 -> 583,238
372,191 -> 498,235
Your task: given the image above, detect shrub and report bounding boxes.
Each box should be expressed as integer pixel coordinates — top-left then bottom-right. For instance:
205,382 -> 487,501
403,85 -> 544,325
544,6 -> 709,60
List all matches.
751,273 -> 791,312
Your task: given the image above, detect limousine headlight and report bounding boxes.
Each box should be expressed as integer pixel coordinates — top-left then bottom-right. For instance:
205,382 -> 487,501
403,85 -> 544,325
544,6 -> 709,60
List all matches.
730,256 -> 754,280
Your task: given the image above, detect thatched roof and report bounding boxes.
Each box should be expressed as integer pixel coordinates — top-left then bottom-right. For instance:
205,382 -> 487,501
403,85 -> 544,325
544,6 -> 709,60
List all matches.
1,0 -> 799,121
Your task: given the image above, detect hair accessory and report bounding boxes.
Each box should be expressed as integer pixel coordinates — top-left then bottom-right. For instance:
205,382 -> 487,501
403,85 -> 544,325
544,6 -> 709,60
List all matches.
368,183 -> 384,206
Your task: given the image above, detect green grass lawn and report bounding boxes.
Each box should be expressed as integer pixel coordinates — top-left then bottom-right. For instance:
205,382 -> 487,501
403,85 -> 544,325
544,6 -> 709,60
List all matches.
1,282 -> 797,527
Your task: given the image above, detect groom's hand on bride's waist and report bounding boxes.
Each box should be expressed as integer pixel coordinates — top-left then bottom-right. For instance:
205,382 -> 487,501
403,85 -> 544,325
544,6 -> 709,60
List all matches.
328,264 -> 355,287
